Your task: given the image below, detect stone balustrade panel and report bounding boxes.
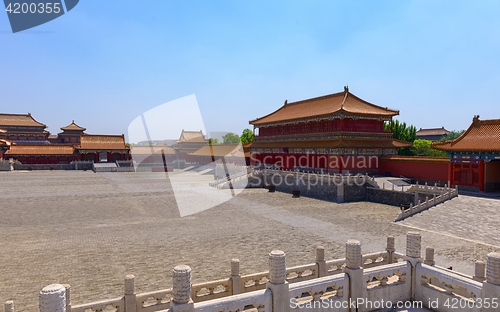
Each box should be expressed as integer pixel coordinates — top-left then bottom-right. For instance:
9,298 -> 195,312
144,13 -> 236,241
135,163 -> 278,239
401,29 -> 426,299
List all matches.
285,263 -> 318,283
240,272 -> 270,293
71,297 -> 124,312
363,262 -> 412,305
362,251 -> 389,269
415,263 -> 483,312
288,273 -> 348,311
325,258 -> 347,276
194,288 -> 272,312
191,278 -> 232,302
135,289 -> 172,312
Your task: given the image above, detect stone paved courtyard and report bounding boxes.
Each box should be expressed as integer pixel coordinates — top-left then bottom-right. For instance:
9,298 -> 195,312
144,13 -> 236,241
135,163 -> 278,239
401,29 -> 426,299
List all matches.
0,171 -> 499,311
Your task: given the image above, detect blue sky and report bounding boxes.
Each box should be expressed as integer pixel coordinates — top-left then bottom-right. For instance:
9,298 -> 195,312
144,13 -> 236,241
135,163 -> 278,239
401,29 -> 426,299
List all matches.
1,1 -> 500,141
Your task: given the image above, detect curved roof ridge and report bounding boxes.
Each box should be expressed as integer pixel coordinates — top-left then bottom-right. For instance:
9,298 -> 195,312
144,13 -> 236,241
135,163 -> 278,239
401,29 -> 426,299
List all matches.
344,92 -> 399,114
249,88 -> 399,126
28,113 -> 47,128
61,120 -> 86,131
286,91 -> 345,106
432,116 -> 500,151
448,117 -> 480,147
0,112 -> 47,127
418,126 -> 449,130
249,100 -> 296,124
81,133 -> 124,137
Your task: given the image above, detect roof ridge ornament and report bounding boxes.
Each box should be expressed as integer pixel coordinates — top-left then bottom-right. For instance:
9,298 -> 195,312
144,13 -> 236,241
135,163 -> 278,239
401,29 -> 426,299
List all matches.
341,86 -> 349,108
473,115 -> 480,125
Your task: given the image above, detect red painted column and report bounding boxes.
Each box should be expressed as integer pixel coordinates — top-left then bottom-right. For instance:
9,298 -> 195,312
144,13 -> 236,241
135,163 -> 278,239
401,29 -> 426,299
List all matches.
448,162 -> 453,187
479,160 -> 485,192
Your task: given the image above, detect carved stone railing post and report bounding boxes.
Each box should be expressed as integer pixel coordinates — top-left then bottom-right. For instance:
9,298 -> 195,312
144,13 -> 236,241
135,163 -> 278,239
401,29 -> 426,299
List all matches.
482,253 -> 500,311
486,253 -> 500,284
424,247 -> 435,266
473,260 -> 486,282
406,232 -> 421,259
231,259 -> 241,295
346,240 -> 362,269
63,285 -> 71,312
124,275 -> 137,312
170,265 -> 194,312
39,284 -> 66,312
316,246 -> 326,277
4,301 -> 14,312
406,232 -> 422,300
267,250 -> 289,312
386,236 -> 395,264
344,240 -> 364,311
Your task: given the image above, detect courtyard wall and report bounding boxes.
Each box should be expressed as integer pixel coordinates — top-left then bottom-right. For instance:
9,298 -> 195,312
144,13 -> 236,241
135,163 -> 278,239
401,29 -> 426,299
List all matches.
379,156 -> 449,183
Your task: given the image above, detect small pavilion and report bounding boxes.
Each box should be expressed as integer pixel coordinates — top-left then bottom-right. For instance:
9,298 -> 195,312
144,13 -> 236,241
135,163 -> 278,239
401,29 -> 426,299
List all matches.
173,130 -> 208,162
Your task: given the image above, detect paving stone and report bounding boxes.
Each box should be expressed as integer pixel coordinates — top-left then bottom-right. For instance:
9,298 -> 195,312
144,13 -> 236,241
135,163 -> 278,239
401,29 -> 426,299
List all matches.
0,171 -> 497,311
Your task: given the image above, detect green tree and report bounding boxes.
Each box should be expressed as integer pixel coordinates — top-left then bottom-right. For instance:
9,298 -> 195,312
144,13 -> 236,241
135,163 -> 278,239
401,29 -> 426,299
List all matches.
240,128 -> 254,144
222,132 -> 240,144
411,139 -> 448,157
208,138 -> 219,145
442,130 -> 465,141
385,120 -> 417,142
384,120 -> 417,155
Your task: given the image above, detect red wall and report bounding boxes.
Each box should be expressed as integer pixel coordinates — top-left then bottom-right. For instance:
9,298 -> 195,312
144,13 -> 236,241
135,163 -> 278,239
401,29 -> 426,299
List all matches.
259,119 -> 385,137
378,157 -> 449,181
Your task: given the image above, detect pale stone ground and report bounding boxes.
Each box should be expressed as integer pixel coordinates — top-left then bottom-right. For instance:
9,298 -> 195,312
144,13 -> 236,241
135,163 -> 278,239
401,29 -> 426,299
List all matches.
0,171 -> 498,311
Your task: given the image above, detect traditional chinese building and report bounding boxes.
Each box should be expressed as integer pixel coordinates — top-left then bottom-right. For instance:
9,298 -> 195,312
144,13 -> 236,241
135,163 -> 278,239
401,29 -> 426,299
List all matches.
433,116 -> 500,192
130,145 -> 177,165
416,127 -> 451,141
0,130 -> 11,160
4,144 -> 77,164
173,130 -> 208,162
76,134 -> 129,162
249,87 -> 411,173
1,113 -> 130,165
0,113 -> 49,143
188,143 -> 249,165
56,120 -> 86,144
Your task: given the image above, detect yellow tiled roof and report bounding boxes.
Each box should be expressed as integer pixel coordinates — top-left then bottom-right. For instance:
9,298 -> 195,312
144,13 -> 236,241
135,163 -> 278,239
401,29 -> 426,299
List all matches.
5,144 -> 75,155
60,120 -> 86,131
250,87 -> 399,126
78,134 -> 127,150
432,117 -> 500,151
0,113 -> 46,127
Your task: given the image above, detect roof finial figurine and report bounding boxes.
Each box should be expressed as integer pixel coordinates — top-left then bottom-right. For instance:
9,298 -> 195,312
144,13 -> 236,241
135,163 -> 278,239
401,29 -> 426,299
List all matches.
344,86 -> 349,92
473,115 -> 480,125
284,100 -> 288,105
